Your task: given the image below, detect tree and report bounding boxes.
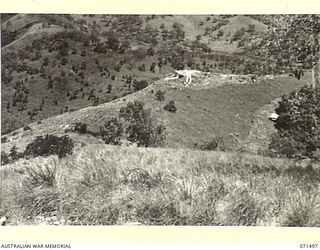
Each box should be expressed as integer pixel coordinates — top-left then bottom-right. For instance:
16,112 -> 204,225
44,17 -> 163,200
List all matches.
269,86 -> 320,160
81,62 -> 87,70
24,134 -> 74,158
94,42 -> 107,54
119,40 -> 131,52
150,62 -> 156,73
81,50 -> 86,57
106,33 -> 120,51
256,15 -> 320,87
164,101 -> 177,113
119,101 -> 166,147
133,80 -> 148,91
43,57 -> 49,66
61,57 -> 68,66
100,118 -> 124,145
1,151 -> 10,165
107,84 -> 112,93
6,102 -> 10,110
217,30 -> 224,37
138,64 -> 146,72
155,90 -> 165,101
171,22 -> 185,42
147,46 -> 155,56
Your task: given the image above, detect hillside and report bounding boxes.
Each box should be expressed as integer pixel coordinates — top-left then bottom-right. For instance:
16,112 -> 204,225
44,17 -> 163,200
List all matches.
0,72 -> 310,154
1,14 -> 270,134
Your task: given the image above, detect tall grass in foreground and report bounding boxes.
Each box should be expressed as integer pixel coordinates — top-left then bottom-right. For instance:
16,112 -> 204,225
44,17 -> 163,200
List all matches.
1,144 -> 320,226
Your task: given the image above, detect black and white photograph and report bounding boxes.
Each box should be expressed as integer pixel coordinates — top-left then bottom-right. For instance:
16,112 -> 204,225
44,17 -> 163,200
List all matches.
1,13 -> 320,227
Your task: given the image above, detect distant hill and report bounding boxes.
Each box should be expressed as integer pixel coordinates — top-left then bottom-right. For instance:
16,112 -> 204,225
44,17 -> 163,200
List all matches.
1,14 -> 271,135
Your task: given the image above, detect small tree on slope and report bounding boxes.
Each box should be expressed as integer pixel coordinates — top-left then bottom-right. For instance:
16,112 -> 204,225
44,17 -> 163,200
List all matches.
100,118 -> 124,145
24,134 -> 74,158
119,101 -> 166,147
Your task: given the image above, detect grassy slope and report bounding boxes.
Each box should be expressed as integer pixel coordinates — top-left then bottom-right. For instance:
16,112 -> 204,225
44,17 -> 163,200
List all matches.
209,15 -> 267,53
1,73 -> 310,153
159,74 -> 309,148
2,24 -> 64,51
1,144 -> 319,225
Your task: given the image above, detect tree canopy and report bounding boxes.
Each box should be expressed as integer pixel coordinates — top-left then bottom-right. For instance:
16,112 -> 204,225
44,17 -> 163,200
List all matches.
253,15 -> 320,87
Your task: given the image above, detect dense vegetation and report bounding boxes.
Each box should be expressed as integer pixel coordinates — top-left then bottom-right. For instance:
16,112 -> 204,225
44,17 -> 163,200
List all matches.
1,134 -> 74,165
269,86 -> 320,161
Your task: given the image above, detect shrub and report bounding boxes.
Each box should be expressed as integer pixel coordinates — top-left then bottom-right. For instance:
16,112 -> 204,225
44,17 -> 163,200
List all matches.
100,118 -> 124,145
248,24 -> 255,33
107,84 -> 112,93
122,168 -> 160,190
269,133 -> 306,159
18,189 -> 61,218
119,101 -> 166,147
155,90 -> 165,101
138,64 -> 146,72
74,122 -> 88,134
43,57 -> 49,66
146,47 -> 155,56
164,101 -> 177,113
61,57 -> 68,66
9,145 -> 23,161
24,134 -> 74,158
280,194 -> 320,227
133,80 -> 148,91
270,86 -> 320,160
217,30 -> 224,37
23,125 -> 32,131
136,201 -> 186,225
198,137 -> 225,151
24,164 -> 56,189
223,190 -> 260,226
93,42 -> 107,54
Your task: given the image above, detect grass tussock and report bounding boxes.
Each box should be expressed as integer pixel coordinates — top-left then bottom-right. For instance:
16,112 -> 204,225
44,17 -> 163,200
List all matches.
1,144 -> 320,226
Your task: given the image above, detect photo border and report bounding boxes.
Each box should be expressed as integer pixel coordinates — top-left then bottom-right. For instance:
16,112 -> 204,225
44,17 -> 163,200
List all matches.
1,0 -> 320,246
